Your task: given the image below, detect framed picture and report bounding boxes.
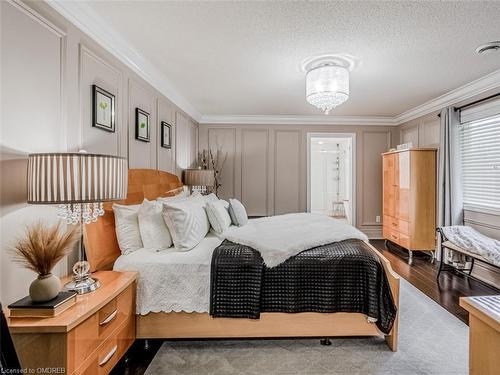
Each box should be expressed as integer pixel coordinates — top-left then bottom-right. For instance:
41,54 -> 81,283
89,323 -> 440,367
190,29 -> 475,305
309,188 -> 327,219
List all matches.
135,108 -> 150,142
92,85 -> 115,132
161,121 -> 172,149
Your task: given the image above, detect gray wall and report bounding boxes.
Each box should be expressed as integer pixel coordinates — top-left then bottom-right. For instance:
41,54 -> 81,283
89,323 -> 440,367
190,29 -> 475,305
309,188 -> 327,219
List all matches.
199,124 -> 399,238
0,0 -> 198,304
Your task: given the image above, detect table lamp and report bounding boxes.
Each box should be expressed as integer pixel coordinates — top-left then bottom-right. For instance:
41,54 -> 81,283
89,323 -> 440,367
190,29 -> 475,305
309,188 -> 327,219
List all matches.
27,151 -> 128,294
183,168 -> 215,195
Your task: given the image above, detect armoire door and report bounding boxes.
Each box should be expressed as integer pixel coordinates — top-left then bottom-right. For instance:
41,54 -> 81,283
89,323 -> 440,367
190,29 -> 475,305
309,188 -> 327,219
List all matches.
397,151 -> 411,222
383,153 -> 396,217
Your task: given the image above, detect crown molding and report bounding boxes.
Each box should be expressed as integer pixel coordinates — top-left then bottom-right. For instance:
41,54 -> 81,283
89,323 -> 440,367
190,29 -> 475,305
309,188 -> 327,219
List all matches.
46,0 -> 201,122
395,69 -> 500,124
44,1 -> 500,127
199,115 -> 398,126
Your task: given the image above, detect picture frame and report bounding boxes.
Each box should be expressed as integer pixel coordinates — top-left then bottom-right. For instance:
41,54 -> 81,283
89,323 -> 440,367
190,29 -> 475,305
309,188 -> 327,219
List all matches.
92,85 -> 115,132
135,108 -> 150,142
161,121 -> 172,149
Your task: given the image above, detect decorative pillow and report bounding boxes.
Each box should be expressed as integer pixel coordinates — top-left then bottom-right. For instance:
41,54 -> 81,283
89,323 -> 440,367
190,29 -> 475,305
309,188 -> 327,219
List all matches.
228,198 -> 248,227
162,198 -> 210,251
112,204 -> 143,255
137,199 -> 173,250
204,193 -> 219,203
206,200 -> 232,234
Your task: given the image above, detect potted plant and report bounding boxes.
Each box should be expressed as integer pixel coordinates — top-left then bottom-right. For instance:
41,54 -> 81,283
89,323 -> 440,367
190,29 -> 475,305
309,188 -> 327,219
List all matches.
11,222 -> 78,302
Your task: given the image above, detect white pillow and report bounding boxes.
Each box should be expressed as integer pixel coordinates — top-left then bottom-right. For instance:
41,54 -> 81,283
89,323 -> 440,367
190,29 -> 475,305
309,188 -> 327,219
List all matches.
162,198 -> 210,250
113,204 -> 143,255
206,200 -> 232,234
137,199 -> 173,250
204,193 -> 219,203
228,198 -> 248,227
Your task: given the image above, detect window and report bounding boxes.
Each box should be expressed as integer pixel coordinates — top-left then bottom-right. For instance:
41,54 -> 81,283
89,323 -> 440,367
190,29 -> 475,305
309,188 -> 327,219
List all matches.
459,99 -> 500,214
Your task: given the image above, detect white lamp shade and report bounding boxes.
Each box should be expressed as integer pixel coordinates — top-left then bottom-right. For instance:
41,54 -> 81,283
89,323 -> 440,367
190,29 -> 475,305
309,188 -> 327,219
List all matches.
306,65 -> 349,114
27,152 -> 128,204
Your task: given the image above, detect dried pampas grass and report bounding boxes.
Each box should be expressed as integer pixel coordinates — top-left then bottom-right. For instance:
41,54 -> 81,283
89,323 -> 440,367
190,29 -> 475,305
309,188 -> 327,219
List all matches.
11,221 -> 79,276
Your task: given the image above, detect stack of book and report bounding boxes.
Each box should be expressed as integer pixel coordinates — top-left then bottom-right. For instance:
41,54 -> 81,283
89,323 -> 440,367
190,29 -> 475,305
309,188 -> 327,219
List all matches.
8,291 -> 77,318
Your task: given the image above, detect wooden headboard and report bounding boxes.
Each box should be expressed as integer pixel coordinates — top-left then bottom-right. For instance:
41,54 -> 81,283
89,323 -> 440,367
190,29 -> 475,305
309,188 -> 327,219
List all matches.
84,169 -> 183,272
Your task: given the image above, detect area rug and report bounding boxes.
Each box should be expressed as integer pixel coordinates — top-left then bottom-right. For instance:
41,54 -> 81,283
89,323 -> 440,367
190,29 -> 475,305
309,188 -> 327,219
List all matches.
145,279 -> 468,374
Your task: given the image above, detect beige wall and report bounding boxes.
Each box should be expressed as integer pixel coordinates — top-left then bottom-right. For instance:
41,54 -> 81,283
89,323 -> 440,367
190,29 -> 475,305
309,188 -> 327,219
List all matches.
0,0 -> 198,305
200,124 -> 399,238
399,112 -> 500,285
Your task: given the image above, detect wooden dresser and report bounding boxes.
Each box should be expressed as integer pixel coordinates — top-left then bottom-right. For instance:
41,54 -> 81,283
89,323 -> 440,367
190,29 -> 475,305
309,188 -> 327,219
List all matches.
460,296 -> 500,375
382,149 -> 437,264
6,271 -> 137,375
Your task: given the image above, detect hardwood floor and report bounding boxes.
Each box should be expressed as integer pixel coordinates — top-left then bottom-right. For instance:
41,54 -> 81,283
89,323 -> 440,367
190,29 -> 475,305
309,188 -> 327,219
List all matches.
111,240 -> 499,375
372,240 -> 499,324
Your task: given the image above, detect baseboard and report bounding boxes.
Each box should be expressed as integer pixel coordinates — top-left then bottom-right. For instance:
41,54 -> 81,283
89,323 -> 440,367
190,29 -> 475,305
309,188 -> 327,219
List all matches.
360,227 -> 383,239
472,262 -> 500,290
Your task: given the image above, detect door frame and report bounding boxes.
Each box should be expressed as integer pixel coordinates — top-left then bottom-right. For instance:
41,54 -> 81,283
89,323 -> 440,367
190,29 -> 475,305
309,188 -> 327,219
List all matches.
306,132 -> 357,226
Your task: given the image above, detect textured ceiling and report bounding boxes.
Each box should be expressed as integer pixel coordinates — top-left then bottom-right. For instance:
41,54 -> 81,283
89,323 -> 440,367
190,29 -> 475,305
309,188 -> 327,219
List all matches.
83,1 -> 500,117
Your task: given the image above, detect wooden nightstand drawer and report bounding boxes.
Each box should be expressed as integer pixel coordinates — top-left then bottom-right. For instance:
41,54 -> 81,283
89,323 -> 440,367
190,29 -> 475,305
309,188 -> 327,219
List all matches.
99,283 -> 134,339
75,316 -> 135,375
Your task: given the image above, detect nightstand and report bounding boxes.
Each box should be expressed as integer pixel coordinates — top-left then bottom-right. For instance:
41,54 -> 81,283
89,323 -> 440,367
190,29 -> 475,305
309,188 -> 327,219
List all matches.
460,296 -> 500,375
6,271 -> 137,375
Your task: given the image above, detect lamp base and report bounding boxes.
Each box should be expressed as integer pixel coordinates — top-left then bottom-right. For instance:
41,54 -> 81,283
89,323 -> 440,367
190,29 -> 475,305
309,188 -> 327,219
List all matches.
64,276 -> 100,294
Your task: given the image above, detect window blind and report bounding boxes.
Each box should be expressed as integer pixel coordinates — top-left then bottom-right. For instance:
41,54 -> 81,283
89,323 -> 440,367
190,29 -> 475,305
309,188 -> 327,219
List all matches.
459,99 -> 500,213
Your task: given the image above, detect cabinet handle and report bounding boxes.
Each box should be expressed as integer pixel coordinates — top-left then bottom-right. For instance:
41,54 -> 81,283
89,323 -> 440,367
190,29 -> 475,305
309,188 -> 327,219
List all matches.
100,309 -> 117,326
391,235 -> 398,239
392,222 -> 397,227
99,345 -> 117,366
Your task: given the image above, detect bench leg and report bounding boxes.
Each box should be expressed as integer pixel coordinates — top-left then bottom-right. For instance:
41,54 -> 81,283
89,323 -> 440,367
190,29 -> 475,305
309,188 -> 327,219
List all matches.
469,258 -> 475,276
437,246 -> 445,279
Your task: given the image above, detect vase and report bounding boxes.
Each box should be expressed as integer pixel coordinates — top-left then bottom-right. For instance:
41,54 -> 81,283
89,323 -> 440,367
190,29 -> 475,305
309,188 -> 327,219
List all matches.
29,273 -> 61,302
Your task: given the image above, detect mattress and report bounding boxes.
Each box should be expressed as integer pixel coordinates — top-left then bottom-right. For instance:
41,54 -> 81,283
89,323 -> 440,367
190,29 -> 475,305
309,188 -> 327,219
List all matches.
113,233 -> 223,315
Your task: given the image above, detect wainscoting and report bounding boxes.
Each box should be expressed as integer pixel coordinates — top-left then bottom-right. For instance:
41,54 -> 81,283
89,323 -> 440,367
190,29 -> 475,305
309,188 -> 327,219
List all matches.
200,124 -> 398,237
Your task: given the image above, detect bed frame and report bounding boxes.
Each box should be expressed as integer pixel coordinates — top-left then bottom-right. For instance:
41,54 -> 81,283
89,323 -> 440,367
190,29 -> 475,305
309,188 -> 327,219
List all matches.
84,169 -> 400,351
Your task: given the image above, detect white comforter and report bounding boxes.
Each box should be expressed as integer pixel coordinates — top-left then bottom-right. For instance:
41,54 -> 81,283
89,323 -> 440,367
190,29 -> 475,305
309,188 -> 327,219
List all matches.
223,213 -> 368,267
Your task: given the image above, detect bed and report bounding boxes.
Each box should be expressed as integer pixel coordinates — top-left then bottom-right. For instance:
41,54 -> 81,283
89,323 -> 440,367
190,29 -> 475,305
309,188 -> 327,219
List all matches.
84,169 -> 400,351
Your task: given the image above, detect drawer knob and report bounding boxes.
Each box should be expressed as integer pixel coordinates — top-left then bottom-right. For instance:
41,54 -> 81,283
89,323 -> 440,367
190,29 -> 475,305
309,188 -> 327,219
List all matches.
100,309 -> 118,326
99,345 -> 117,367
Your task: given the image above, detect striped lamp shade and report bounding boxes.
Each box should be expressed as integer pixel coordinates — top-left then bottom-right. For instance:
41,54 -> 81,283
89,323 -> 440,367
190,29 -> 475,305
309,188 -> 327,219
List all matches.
183,169 -> 215,187
27,152 -> 128,204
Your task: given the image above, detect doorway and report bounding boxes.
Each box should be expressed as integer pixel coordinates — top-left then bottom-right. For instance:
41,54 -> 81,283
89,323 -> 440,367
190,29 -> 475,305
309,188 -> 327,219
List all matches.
307,133 -> 356,225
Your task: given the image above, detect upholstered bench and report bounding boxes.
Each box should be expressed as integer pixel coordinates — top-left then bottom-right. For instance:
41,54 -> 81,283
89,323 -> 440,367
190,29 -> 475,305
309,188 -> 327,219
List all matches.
436,227 -> 500,283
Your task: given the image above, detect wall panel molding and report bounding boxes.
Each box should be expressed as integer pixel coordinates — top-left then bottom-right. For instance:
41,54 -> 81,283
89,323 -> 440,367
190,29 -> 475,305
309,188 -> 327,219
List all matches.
361,131 -> 391,227
241,129 -> 269,216
8,0 -> 67,152
274,130 -> 301,215
79,44 -> 123,155
208,128 -> 236,199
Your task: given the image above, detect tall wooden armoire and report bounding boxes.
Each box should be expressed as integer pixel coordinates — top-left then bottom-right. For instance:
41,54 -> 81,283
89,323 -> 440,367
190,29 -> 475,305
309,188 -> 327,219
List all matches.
382,149 -> 437,264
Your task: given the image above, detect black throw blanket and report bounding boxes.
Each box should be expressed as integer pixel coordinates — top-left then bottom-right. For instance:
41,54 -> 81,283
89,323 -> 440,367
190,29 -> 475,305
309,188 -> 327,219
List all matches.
210,239 -> 397,334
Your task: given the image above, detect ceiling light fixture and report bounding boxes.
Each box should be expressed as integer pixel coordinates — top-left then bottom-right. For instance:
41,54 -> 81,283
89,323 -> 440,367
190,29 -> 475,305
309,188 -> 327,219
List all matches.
302,54 -> 359,115
475,41 -> 500,54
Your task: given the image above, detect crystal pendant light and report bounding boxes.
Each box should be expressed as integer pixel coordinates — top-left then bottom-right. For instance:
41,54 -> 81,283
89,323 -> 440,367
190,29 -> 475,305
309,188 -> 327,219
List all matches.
306,64 -> 349,115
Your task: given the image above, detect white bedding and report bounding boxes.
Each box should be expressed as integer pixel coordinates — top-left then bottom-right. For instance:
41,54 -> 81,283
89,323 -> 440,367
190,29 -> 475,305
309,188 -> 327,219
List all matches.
223,213 -> 368,267
113,233 -> 222,314
114,214 -> 368,314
